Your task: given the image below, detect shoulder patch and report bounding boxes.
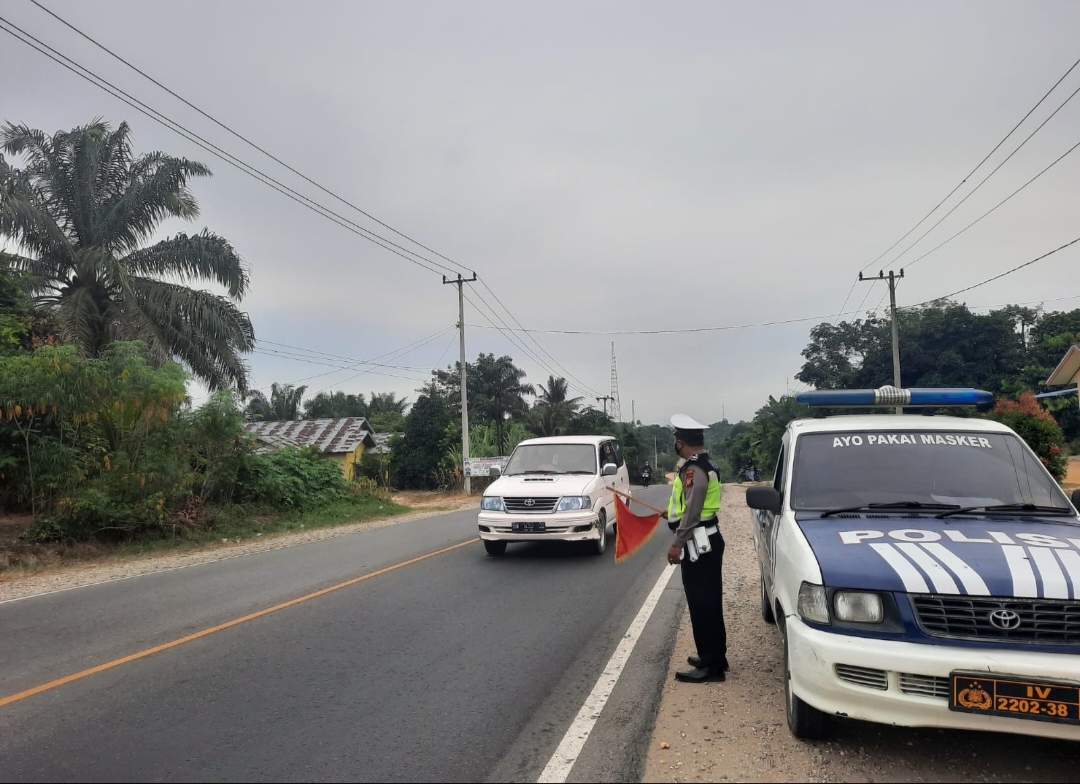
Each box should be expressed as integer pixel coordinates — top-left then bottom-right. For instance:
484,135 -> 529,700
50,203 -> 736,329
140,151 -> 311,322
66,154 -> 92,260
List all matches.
683,467 -> 695,488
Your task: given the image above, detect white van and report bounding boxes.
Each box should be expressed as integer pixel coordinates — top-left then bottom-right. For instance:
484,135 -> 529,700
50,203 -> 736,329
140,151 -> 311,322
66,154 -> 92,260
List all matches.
477,435 -> 631,556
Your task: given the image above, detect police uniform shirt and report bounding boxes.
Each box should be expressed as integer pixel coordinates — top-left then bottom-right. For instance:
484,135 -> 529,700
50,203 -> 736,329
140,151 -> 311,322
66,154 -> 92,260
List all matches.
672,456 -> 714,546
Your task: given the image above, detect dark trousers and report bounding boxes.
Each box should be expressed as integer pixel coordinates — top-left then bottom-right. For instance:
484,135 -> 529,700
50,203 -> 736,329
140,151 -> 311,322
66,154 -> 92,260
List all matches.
680,530 -> 727,669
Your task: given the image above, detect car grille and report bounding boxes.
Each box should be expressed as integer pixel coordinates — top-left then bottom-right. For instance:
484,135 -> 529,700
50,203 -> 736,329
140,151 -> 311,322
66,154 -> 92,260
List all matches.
835,664 -> 888,690
898,673 -> 950,700
911,595 -> 1080,644
502,497 -> 559,514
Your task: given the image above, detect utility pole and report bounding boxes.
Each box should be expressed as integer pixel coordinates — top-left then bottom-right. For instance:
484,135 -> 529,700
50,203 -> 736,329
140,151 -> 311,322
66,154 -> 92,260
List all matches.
596,395 -> 613,417
858,269 -> 905,414
631,399 -> 635,426
443,273 -> 478,494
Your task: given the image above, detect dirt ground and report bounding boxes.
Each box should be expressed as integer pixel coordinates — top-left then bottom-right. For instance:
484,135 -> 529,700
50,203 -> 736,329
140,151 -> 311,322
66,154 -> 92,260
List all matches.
642,485 -> 1077,784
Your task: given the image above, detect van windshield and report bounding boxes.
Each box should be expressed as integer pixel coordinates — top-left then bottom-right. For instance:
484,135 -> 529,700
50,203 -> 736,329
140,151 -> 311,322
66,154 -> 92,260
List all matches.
504,444 -> 597,476
791,430 -> 1070,511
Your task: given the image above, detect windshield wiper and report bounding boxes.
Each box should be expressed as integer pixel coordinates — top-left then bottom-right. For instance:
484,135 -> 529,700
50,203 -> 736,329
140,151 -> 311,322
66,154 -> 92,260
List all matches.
819,501 -> 961,518
937,503 -> 1076,519
562,470 -> 595,474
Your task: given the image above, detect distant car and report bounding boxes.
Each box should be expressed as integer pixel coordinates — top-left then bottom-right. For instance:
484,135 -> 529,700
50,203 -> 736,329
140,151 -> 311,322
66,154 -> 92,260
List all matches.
746,386 -> 1080,742
477,435 -> 631,556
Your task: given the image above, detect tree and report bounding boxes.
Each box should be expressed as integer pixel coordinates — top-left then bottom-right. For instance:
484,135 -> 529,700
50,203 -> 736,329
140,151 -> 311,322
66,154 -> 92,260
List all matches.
0,120 -> 255,390
303,391 -> 368,419
434,354 -> 534,453
530,375 -> 583,436
986,392 -> 1068,481
244,382 -> 306,421
797,303 -> 1026,393
390,394 -> 451,489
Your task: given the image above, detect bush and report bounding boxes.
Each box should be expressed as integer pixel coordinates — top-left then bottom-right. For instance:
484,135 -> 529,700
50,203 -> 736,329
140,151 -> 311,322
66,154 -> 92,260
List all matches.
235,446 -> 349,510
986,392 -> 1068,481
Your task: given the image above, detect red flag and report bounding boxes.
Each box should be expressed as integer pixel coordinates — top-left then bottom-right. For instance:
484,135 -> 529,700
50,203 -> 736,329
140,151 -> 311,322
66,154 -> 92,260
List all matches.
613,492 -> 662,563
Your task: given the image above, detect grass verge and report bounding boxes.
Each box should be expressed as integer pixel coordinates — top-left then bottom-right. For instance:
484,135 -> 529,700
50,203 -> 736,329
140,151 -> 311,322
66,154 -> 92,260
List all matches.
0,495 -> 410,577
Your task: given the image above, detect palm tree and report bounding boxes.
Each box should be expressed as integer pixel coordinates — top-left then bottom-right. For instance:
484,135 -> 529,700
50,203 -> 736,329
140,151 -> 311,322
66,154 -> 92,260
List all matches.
531,375 -> 583,436
0,120 -> 254,390
244,382 -> 307,421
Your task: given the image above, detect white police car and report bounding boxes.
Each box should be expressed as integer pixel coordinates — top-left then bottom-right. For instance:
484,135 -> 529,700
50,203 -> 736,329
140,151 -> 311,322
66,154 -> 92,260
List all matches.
746,386 -> 1080,742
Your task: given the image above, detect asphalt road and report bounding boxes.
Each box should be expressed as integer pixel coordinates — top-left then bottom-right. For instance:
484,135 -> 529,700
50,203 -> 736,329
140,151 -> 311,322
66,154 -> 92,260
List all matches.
0,486 -> 682,783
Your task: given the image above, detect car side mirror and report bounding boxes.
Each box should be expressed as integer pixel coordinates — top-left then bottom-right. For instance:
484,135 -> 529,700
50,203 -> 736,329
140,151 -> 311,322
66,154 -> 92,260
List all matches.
489,466 -> 501,478
602,462 -> 618,477
1071,488 -> 1080,512
746,486 -> 782,514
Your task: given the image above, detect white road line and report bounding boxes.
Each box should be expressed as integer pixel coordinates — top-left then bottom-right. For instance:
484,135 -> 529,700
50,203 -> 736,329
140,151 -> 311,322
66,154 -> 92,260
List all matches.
537,563 -> 677,784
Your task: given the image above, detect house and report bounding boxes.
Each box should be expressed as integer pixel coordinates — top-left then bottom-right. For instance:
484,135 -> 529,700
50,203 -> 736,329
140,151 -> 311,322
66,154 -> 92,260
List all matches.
1041,344 -> 1080,411
243,418 -> 378,481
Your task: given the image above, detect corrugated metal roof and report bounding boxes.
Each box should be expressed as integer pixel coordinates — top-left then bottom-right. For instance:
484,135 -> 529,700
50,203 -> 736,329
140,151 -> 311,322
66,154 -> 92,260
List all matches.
368,432 -> 395,455
243,418 -> 377,455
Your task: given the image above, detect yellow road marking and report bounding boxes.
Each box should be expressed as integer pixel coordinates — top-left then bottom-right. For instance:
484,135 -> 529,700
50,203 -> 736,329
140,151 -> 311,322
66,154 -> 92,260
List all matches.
0,538 -> 476,709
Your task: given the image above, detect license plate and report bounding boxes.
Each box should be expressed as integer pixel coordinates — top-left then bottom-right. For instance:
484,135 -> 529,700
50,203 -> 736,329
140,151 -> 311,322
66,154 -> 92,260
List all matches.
950,672 -> 1080,725
512,522 -> 547,533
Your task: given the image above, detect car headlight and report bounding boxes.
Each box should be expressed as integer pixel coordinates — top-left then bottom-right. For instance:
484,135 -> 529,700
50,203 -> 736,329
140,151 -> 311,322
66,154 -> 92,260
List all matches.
833,591 -> 884,623
480,496 -> 505,512
556,496 -> 593,512
797,582 -> 829,624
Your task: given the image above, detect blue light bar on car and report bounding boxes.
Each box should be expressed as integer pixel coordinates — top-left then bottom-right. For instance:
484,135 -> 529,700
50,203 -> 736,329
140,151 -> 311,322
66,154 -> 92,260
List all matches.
795,386 -> 994,408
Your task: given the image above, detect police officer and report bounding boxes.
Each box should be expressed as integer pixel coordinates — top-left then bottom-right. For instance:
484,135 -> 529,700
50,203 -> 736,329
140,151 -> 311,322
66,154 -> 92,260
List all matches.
662,414 -> 729,683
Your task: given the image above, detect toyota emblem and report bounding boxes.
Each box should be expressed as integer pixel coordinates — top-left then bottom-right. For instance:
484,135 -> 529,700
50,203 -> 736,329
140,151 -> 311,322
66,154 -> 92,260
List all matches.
988,609 -> 1021,630
524,498 -> 535,507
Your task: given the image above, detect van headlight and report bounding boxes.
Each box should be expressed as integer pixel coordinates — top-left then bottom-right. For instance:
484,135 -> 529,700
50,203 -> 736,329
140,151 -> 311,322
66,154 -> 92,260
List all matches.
556,496 -> 593,511
797,582 -> 830,624
833,591 -> 884,623
480,496 -> 505,512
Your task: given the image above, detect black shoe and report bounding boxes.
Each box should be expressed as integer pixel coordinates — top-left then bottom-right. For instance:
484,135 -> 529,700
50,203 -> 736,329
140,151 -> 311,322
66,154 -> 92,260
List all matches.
675,665 -> 726,683
687,655 -> 730,671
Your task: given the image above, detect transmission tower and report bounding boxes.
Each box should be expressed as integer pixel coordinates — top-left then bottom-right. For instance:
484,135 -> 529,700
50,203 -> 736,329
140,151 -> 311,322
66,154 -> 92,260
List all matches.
610,342 -> 622,423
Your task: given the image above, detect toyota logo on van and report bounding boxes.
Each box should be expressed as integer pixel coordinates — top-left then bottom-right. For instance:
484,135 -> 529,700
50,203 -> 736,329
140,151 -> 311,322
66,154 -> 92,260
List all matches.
524,499 -> 535,507
988,609 -> 1021,630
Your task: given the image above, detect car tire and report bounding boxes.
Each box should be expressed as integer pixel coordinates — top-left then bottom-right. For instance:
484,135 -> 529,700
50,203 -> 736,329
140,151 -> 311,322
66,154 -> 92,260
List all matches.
483,540 -> 507,556
782,621 -> 830,740
761,576 -> 776,624
592,509 -> 608,556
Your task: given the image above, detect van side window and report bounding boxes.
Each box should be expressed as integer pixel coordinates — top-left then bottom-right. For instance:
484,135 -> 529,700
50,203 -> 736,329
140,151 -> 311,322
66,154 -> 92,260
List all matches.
773,446 -> 786,494
600,441 -> 618,468
611,441 -> 625,467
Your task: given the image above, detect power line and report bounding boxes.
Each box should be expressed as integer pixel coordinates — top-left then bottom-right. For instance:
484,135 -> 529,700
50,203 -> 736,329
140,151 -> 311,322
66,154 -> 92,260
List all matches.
26,0 -> 476,280
891,82 -> 1080,271
900,136 -> 1080,270
0,15 -> 456,279
909,234 -> 1080,306
833,53 -> 1080,319
250,349 -> 431,381
476,276 -> 603,399
7,9 -> 596,407
859,53 -> 1080,275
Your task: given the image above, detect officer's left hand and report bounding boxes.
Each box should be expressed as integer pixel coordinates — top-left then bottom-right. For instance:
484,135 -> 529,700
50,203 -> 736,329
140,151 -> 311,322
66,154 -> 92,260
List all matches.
667,544 -> 681,565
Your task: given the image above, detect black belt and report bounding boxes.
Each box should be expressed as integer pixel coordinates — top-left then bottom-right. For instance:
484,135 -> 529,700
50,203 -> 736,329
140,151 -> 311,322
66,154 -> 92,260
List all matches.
667,515 -> 719,532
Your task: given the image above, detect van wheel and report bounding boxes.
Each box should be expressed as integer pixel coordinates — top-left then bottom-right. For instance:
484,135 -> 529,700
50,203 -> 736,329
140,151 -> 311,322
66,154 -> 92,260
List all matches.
782,622 -> 830,740
761,576 -> 775,624
483,540 -> 507,556
592,510 -> 608,556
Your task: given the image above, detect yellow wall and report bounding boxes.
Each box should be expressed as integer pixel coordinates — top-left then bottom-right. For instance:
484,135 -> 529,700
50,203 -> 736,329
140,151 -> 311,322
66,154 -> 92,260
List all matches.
337,444 -> 366,481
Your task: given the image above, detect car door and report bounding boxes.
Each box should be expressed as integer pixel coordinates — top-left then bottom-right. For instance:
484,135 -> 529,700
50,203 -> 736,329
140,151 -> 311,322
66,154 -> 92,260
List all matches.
611,439 -> 630,496
760,434 -> 789,597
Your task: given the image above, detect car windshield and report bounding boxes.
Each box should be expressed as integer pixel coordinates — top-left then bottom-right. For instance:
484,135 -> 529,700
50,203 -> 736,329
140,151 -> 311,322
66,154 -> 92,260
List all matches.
791,430 -> 1071,512
503,444 -> 597,476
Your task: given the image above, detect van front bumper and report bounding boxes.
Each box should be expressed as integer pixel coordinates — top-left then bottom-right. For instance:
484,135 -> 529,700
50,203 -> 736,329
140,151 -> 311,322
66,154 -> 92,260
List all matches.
477,510 -> 602,542
787,617 -> 1080,741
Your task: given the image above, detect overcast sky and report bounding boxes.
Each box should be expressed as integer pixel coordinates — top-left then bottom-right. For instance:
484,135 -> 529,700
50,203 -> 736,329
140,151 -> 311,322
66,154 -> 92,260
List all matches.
3,0 -> 1079,425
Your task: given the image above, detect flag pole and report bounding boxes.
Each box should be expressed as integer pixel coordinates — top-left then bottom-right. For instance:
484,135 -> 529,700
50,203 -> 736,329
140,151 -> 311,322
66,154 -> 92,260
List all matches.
610,486 -> 666,516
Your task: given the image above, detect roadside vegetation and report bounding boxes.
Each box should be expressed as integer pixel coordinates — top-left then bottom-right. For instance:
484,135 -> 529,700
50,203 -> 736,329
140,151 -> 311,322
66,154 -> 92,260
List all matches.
3,118 -> 1077,574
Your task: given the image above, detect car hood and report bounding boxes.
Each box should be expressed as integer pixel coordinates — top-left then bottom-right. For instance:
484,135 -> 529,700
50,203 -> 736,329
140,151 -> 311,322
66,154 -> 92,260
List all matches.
794,514 -> 1080,598
488,474 -> 594,498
